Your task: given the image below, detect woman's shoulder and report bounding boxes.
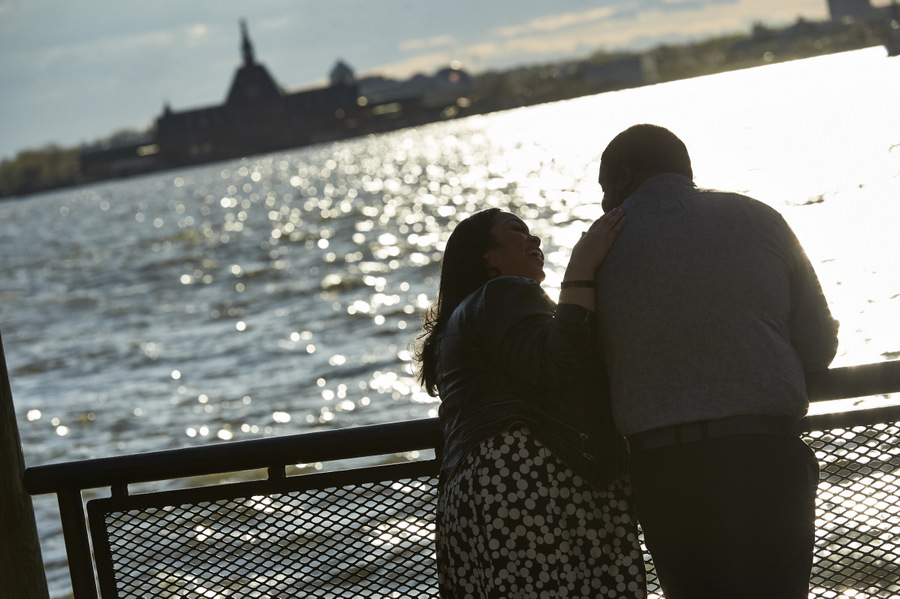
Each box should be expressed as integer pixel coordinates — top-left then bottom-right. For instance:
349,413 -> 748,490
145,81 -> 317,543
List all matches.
476,276 -> 546,304
452,277 -> 549,323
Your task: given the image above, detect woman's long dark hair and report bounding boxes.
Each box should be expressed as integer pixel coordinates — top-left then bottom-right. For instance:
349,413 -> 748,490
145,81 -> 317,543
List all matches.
414,208 -> 500,396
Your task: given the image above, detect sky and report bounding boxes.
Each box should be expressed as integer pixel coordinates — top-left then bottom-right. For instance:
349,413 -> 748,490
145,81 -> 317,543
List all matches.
0,0 -> 846,160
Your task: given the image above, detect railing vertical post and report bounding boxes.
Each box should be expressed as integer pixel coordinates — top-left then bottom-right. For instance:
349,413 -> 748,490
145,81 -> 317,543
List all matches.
57,488 -> 99,599
0,332 -> 50,598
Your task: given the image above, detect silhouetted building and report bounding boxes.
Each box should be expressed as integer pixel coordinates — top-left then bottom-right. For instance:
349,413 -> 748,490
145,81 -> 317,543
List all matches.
77,20 -> 474,180
155,20 -> 359,167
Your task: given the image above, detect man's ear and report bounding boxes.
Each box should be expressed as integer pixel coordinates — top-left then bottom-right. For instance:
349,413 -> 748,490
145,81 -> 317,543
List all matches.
616,164 -> 635,193
619,164 -> 648,197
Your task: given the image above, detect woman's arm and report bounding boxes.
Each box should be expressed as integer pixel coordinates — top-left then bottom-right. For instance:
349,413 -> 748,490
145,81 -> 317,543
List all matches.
559,208 -> 626,310
477,211 -> 625,387
482,277 -> 591,390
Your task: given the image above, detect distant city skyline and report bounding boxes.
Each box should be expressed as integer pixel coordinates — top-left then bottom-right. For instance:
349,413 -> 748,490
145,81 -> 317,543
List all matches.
0,0 -> 866,160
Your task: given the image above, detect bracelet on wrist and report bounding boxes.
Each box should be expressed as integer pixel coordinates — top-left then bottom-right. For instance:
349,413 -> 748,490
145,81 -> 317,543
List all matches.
560,280 -> 595,289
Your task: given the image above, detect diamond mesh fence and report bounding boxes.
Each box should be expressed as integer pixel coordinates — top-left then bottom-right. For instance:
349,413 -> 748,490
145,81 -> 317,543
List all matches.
87,420 -> 900,598
807,422 -> 900,598
89,463 -> 440,598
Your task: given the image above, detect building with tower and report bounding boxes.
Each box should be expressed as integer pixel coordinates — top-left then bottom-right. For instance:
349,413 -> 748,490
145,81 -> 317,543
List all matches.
80,20 -> 473,180
153,20 -> 361,168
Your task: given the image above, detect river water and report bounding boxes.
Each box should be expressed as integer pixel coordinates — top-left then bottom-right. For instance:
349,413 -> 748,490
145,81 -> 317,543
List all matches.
2,47 -> 899,596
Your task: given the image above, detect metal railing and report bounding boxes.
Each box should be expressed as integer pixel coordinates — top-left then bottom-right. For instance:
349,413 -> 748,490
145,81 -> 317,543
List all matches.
21,360 -> 900,598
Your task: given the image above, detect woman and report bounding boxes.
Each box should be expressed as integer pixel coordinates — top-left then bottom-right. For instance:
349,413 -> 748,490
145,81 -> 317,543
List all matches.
415,207 -> 646,598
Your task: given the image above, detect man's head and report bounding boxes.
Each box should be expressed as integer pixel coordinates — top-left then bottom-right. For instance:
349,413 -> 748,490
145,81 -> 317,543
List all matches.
598,124 -> 693,212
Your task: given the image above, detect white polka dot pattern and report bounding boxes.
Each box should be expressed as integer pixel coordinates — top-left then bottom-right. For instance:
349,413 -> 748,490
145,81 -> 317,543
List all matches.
436,427 -> 647,598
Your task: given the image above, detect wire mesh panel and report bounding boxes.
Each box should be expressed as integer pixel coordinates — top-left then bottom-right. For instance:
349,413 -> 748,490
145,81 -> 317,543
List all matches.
807,421 -> 900,598
85,419 -> 900,599
89,461 -> 440,598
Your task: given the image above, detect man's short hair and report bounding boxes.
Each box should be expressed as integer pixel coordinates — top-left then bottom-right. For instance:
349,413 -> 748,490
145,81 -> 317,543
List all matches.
601,124 -> 693,179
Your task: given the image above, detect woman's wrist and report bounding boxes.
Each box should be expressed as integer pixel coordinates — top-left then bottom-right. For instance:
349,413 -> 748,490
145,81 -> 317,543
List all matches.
558,286 -> 595,311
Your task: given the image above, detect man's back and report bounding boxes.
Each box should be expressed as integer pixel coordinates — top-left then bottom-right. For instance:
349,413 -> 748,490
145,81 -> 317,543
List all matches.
595,173 -> 839,436
593,123 -> 838,598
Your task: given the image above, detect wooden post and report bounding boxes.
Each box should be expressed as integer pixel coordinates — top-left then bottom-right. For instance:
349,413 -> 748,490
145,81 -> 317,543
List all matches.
0,332 -> 50,598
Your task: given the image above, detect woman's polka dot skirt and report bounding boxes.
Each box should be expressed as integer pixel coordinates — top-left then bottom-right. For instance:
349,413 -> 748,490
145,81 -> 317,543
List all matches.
437,427 -> 647,598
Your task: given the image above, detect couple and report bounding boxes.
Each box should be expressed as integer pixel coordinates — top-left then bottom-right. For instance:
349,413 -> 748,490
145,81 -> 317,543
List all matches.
415,124 -> 840,598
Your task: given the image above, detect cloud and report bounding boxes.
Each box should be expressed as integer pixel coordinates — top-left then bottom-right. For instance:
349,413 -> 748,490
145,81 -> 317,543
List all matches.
187,24 -> 209,43
318,0 -> 832,82
16,25 -> 213,73
465,37 -> 587,62
462,0 -> 828,64
492,6 -> 617,38
362,51 -> 454,79
400,34 -> 457,52
361,0 -> 828,78
617,0 -> 829,46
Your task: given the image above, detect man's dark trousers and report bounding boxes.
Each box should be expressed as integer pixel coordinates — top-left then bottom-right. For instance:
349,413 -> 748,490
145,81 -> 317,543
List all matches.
630,433 -> 819,598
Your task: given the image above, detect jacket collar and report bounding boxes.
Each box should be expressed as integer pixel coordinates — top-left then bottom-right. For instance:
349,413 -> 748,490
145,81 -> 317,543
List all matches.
623,173 -> 696,209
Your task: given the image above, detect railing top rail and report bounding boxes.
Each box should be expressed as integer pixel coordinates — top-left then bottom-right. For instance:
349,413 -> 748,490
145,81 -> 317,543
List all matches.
21,360 -> 900,496
24,418 -> 441,496
805,360 -> 900,402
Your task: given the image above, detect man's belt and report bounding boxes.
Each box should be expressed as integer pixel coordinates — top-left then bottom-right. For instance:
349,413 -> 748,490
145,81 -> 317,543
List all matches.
627,415 -> 800,452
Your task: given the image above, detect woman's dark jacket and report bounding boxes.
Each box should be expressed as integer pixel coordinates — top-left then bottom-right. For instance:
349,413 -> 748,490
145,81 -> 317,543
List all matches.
435,276 -> 624,490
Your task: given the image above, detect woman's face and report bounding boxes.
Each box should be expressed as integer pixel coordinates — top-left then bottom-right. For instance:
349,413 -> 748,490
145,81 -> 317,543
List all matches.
484,211 -> 545,282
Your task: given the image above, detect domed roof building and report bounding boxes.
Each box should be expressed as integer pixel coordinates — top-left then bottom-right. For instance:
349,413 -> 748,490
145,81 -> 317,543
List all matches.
330,60 -> 356,87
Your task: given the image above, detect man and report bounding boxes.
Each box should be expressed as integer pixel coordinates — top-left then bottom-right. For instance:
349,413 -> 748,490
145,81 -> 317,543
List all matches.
593,124 -> 839,598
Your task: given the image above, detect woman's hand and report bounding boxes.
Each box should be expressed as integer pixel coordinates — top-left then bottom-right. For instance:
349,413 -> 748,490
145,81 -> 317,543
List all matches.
563,208 -> 626,282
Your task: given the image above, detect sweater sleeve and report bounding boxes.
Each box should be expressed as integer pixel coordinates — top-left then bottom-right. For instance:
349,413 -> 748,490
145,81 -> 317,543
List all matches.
479,277 -> 593,390
785,223 -> 840,372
